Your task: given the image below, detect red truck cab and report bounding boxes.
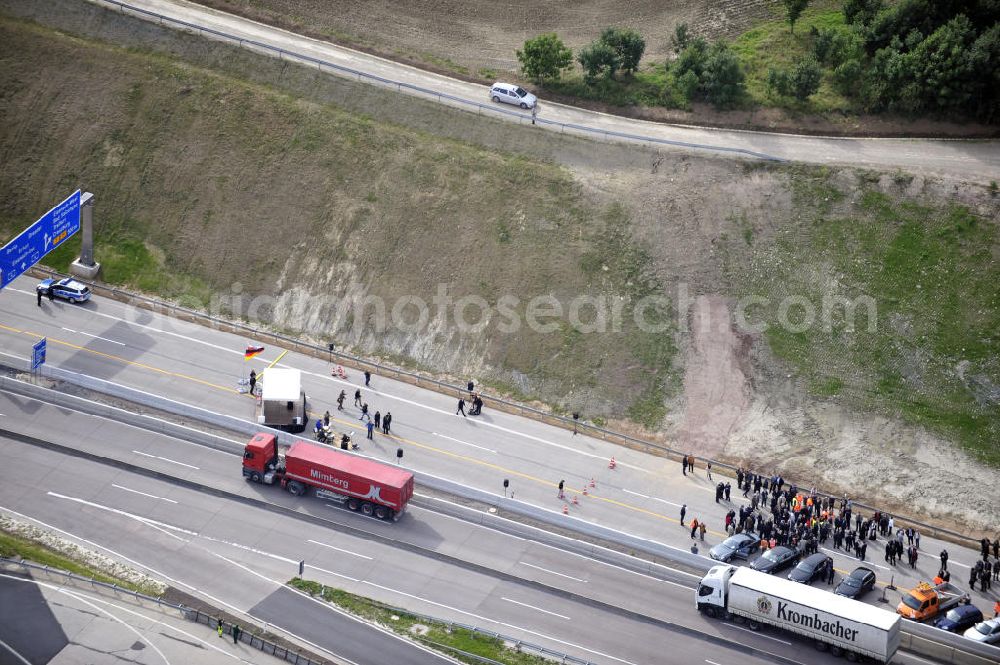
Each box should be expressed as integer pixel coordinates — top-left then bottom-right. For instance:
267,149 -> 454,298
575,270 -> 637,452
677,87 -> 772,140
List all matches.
243,432 -> 279,482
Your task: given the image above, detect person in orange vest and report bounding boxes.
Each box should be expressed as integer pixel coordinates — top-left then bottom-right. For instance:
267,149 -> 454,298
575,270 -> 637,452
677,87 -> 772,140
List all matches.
690,518 -> 699,539
994,600 -> 1000,618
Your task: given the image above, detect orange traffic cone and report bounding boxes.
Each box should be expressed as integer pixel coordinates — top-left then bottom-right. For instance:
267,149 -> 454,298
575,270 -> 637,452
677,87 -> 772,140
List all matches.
589,478 -> 596,488
609,457 -> 617,469
582,486 -> 588,496
562,504 -> 569,515
572,495 -> 579,505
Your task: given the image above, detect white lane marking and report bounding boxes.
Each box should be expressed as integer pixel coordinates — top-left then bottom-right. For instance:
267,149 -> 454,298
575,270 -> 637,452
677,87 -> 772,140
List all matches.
413,498 -> 526,541
432,432 -> 497,453
0,636 -> 31,665
304,563 -> 360,583
520,562 -> 587,583
622,490 -> 683,508
86,308 -> 263,360
210,552 -> 281,585
60,586 -> 172,665
132,450 -> 199,469
111,484 -> 179,504
362,581 -> 637,665
308,539 -> 374,560
723,624 -> 792,645
706,660 -> 723,665
819,548 -> 890,571
61,327 -> 125,345
501,597 -> 570,620
0,505 -> 248,615
623,489 -> 648,498
308,368 -> 648,473
947,560 -> 970,569
48,491 -> 198,535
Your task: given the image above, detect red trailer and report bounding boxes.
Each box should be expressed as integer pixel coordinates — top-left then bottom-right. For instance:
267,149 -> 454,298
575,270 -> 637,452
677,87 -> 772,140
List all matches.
243,432 -> 414,520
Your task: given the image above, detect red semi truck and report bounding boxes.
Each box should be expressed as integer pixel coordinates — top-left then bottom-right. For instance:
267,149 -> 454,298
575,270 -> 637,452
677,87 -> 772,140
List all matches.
242,432 -> 414,520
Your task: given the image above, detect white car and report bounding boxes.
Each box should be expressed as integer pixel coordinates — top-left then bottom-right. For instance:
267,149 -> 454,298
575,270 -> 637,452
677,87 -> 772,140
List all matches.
964,618 -> 1000,644
489,82 -> 536,109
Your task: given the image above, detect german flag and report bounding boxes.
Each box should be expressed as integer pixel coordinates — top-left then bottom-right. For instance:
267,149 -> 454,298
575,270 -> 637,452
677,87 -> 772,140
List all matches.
244,345 -> 265,361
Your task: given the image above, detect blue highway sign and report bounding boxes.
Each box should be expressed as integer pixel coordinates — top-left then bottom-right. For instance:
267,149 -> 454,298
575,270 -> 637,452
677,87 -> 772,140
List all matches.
32,337 -> 47,371
0,190 -> 81,289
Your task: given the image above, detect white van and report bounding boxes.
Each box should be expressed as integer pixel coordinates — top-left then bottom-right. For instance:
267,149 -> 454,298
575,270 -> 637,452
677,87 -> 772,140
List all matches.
489,82 -> 537,109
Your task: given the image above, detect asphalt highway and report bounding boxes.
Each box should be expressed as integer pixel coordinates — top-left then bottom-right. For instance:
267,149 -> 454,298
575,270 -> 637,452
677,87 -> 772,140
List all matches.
0,276 -> 995,619
0,392 -> 960,665
87,0 -> 1000,180
0,405 -> 880,665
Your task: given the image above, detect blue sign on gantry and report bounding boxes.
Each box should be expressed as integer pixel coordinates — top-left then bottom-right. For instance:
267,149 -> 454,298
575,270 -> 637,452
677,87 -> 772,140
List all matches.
0,189 -> 82,289
32,337 -> 47,371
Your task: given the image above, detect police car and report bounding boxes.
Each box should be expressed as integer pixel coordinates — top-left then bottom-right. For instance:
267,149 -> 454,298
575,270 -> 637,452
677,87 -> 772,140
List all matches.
37,277 -> 92,303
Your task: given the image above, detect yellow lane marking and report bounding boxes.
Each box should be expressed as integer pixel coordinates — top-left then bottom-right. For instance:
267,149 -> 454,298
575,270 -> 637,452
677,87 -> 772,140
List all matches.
0,322 -> 239,394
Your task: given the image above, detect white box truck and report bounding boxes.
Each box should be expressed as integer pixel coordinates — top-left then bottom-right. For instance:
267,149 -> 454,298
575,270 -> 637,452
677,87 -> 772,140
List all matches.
257,368 -> 307,432
696,565 -> 900,662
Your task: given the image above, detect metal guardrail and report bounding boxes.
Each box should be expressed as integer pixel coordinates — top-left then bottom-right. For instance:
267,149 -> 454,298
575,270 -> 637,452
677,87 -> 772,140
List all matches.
24,263 -> 982,549
0,557 -> 326,665
93,0 -> 783,165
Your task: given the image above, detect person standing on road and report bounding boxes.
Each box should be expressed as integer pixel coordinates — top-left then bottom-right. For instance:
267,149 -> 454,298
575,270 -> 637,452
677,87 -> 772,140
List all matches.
37,288 -> 42,307
366,419 -> 375,440
698,520 -> 707,541
232,624 -> 240,645
374,411 -> 381,430
364,370 -> 371,387
382,411 -> 392,434
681,455 -> 688,476
859,541 -> 867,561
558,480 -> 565,499
940,549 -> 949,571
337,390 -> 346,410
354,389 -> 362,407
690,518 -> 699,539
680,504 -> 687,527
249,370 -> 257,396
217,618 -> 224,637
457,398 -> 466,416
826,560 -> 835,585
724,482 -> 731,502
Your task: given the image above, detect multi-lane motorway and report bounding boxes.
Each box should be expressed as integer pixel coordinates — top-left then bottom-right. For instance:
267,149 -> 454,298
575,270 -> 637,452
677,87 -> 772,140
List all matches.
0,391 -> 960,665
2,276 -> 997,663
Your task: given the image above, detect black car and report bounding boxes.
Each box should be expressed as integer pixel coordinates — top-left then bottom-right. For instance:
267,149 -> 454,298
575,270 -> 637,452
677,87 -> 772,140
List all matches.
788,553 -> 833,584
835,566 -> 877,600
709,533 -> 760,563
749,546 -> 800,575
935,605 -> 983,633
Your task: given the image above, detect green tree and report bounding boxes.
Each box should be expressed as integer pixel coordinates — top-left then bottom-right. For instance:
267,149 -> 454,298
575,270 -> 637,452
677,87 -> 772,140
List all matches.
671,23 -> 690,53
676,70 -> 700,102
577,41 -> 618,83
832,59 -> 862,95
516,33 -> 573,84
790,59 -> 823,100
782,0 -> 810,34
766,66 -> 792,97
843,0 -> 883,26
701,41 -> 745,107
600,27 -> 646,76
673,37 -> 709,79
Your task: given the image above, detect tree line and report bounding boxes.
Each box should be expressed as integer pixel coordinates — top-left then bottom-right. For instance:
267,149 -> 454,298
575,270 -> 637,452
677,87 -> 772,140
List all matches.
514,0 -> 999,121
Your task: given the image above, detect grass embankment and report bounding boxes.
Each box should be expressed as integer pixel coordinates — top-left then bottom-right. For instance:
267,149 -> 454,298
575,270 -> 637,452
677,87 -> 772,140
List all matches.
723,167 -> 1000,465
289,578 -> 550,665
0,15 -> 677,427
0,528 -> 163,597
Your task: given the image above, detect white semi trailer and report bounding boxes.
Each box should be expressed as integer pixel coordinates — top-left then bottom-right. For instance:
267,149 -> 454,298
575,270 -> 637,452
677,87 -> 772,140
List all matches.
696,565 -> 901,662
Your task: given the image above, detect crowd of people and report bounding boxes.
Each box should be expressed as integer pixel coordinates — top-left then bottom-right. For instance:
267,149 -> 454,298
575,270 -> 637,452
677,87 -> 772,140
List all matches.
693,462 -> 1000,600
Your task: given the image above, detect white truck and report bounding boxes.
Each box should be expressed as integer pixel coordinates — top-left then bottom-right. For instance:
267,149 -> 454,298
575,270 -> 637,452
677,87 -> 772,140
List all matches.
257,368 -> 307,432
697,565 -> 901,662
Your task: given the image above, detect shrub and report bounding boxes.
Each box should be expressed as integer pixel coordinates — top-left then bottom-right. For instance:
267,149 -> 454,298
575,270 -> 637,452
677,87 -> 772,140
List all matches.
790,59 -> 823,100
600,27 -> 646,76
516,33 -> 574,84
578,41 -> 618,83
